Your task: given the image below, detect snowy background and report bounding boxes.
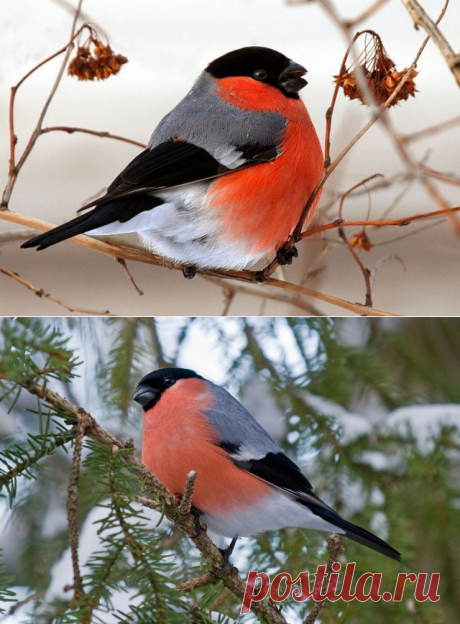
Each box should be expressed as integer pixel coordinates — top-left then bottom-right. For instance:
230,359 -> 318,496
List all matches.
1,317 -> 460,622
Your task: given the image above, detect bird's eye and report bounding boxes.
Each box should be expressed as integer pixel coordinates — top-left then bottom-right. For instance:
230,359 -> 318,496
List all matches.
253,69 -> 267,81
163,377 -> 175,387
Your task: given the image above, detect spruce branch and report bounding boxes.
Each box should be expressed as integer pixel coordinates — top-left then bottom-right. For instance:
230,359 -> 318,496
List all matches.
0,374 -> 287,624
0,552 -> 16,614
80,541 -> 125,624
0,427 -> 76,505
109,447 -> 166,624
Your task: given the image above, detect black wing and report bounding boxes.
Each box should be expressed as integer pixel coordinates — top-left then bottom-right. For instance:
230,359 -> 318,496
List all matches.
232,450 -> 401,561
22,139 -> 278,250
79,139 -> 279,211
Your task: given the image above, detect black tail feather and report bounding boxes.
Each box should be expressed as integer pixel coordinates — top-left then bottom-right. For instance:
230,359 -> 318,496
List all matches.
313,506 -> 401,561
21,195 -> 162,250
21,211 -> 102,250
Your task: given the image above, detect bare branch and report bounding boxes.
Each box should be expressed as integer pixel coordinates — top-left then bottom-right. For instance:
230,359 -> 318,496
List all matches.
0,266 -> 113,316
344,0 -> 390,27
2,1 -> 85,209
206,278 -> 324,316
40,125 -> 146,148
304,533 -> 345,624
400,0 -> 460,87
220,287 -> 236,316
0,210 -> 398,315
337,175 -> 384,308
263,277 -> 396,315
403,114 -> 460,142
115,257 -> 144,296
7,591 -> 45,616
0,229 -> 37,244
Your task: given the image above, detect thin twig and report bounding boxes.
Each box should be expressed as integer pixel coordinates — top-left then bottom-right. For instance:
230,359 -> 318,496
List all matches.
176,570 -> 217,592
0,229 -> 37,244
220,287 -> 236,316
337,174 -> 383,307
67,409 -> 88,601
206,278 -> 323,316
261,22 -> 437,281
320,0 -> 460,234
421,164 -> 460,187
0,266 -> 113,316
344,0 -> 389,27
2,0 -> 85,208
7,591 -> 45,615
301,205 -> 460,238
323,29 -> 364,167
263,277 -> 397,316
0,210 -> 397,315
400,0 -> 460,86
40,125 -> 146,148
304,533 -> 345,624
178,471 -> 197,516
115,257 -> 144,295
403,114 -> 460,143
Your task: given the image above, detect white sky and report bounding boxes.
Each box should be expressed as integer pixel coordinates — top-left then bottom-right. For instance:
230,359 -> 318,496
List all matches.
1,0 -> 460,314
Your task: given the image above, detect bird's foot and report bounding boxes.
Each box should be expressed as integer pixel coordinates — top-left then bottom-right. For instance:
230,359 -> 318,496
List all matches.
182,265 -> 197,279
214,537 -> 238,573
276,245 -> 298,266
190,507 -> 203,538
254,270 -> 267,283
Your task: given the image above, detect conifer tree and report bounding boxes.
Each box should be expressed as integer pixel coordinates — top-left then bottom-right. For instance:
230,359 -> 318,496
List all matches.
0,318 -> 458,622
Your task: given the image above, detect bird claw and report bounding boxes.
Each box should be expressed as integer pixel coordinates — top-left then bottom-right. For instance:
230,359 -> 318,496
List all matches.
182,265 -> 197,279
190,507 -> 203,538
276,245 -> 298,266
214,537 -> 238,572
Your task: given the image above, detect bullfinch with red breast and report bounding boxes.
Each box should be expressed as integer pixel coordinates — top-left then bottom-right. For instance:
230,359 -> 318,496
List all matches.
22,47 -> 323,272
133,368 -> 401,561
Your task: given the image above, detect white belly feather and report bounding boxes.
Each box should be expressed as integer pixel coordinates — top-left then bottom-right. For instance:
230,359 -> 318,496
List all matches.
202,489 -> 345,538
88,181 -> 269,270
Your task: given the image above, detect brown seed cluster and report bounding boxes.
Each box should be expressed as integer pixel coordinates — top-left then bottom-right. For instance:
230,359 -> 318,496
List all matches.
68,40 -> 128,81
335,31 -> 417,107
350,229 -> 372,251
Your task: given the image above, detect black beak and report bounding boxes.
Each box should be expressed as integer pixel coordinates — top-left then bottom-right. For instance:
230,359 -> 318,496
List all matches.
280,59 -> 308,93
132,384 -> 158,407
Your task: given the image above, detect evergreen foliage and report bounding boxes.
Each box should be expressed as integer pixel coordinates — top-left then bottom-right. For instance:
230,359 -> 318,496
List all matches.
0,318 -> 458,623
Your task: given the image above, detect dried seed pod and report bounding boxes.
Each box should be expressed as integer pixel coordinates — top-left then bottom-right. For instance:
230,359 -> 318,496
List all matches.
334,30 -> 417,107
350,230 -> 372,251
68,29 -> 128,81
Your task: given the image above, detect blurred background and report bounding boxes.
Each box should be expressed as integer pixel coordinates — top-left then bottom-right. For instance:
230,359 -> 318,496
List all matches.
1,317 -> 459,622
1,0 -> 460,316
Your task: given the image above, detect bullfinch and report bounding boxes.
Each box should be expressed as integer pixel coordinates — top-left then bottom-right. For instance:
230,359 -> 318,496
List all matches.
133,367 -> 401,561
22,46 -> 323,271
